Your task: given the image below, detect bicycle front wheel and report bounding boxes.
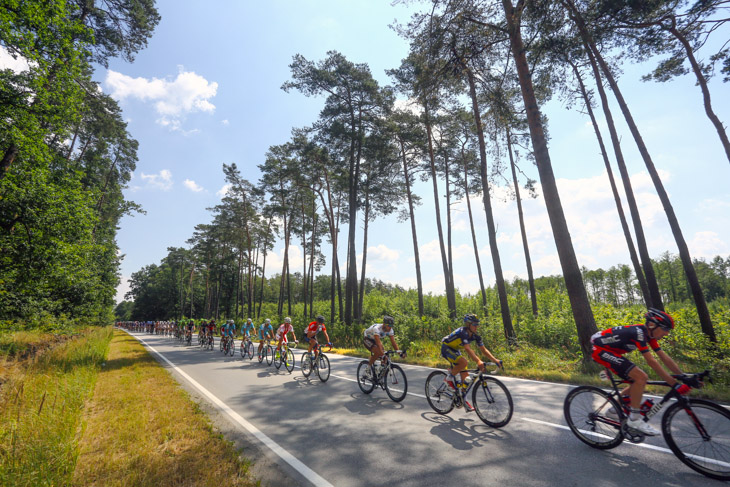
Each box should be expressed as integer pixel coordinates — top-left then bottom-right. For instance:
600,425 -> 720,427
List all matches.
425,371 -> 454,415
384,364 -> 408,402
564,386 -> 624,450
301,354 -> 313,378
239,341 -> 246,358
284,349 -> 295,372
228,340 -> 235,356
357,361 -> 375,394
316,354 -> 330,382
265,346 -> 273,366
257,345 -> 265,363
273,349 -> 283,369
662,398 -> 730,480
245,340 -> 254,359
472,376 -> 513,428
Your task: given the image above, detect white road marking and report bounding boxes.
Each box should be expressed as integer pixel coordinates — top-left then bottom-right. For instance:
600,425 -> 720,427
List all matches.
130,333 -> 334,487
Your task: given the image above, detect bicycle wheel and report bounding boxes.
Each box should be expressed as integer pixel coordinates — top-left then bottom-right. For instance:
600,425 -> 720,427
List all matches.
228,339 -> 235,356
564,386 -> 624,449
208,336 -> 214,350
384,364 -> 408,403
662,398 -> 730,480
245,340 -> 254,359
284,349 -> 295,372
257,345 -> 265,363
316,353 -> 330,382
425,371 -> 455,415
472,376 -> 513,428
219,337 -> 224,352
357,361 -> 375,394
301,353 -> 313,378
265,345 -> 273,366
273,348 -> 283,369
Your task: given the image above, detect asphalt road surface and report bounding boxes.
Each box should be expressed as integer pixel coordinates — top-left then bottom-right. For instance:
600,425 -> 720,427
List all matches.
125,330 -> 726,487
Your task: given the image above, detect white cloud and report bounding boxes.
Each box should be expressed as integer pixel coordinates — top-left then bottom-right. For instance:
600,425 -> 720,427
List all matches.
217,183 -> 232,198
221,119 -> 230,126
183,179 -> 204,192
689,231 -> 730,259
105,67 -> 218,132
140,169 -> 173,191
364,244 -> 400,262
0,46 -> 31,72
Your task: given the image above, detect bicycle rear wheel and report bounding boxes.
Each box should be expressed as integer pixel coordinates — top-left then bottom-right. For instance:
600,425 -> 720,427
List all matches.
357,361 -> 375,394
384,364 -> 408,403
316,354 -> 330,382
472,376 -> 513,428
284,349 -> 295,372
564,386 -> 624,449
425,371 -> 454,415
662,398 -> 730,480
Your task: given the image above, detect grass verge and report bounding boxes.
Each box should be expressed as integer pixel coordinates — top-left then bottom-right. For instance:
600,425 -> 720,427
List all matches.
72,330 -> 258,487
0,326 -> 113,486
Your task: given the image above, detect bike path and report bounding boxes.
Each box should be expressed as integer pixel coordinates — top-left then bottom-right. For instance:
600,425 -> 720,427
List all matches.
129,331 -> 720,487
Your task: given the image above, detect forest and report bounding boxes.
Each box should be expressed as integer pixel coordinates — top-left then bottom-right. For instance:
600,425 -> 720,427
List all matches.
2,1 -> 730,365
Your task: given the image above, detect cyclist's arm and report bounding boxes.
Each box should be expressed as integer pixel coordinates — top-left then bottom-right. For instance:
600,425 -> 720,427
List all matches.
463,343 -> 481,365
478,344 -> 499,365
644,352 -> 679,385
654,349 -> 683,378
323,330 -> 330,343
388,335 -> 398,351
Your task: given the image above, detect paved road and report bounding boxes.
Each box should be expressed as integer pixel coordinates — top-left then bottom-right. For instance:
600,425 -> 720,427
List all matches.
126,331 -> 724,487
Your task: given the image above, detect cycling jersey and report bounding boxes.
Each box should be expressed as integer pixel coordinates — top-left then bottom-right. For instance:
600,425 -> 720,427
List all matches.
276,323 -> 293,341
241,322 -> 255,337
441,327 -> 484,350
306,321 -> 326,336
591,324 -> 661,355
258,324 -> 273,340
364,323 -> 394,339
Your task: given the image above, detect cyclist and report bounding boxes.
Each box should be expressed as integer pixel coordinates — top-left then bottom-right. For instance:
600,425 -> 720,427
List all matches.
304,315 -> 332,360
591,307 -> 699,436
257,319 -> 274,356
363,315 -> 403,378
441,313 -> 502,412
222,319 -> 236,349
275,317 -> 298,354
185,319 -> 195,342
241,318 -> 256,341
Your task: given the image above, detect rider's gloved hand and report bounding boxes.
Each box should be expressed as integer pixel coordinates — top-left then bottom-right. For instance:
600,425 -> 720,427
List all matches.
497,360 -> 504,369
399,350 -> 406,358
327,342 -> 333,346
673,383 -> 691,395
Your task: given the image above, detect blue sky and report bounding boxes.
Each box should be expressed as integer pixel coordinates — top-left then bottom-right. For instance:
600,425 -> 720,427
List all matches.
50,0 -> 729,303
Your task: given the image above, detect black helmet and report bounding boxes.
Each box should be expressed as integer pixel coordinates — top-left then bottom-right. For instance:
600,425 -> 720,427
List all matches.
463,313 -> 480,325
316,315 -> 325,323
645,308 -> 674,331
383,315 -> 394,326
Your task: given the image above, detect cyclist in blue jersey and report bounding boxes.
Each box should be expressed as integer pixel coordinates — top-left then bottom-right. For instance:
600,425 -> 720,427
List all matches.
441,314 -> 502,412
241,318 -> 256,339
257,319 -> 274,356
591,308 -> 699,436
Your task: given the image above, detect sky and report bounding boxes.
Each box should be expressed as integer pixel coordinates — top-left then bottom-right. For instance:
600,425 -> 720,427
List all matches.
19,0 -> 730,304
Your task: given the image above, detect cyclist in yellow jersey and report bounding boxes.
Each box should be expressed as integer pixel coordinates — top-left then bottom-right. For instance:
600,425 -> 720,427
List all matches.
441,314 -> 502,411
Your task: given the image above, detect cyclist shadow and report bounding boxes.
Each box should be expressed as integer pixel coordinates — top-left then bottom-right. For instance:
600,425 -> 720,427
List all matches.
341,392 -> 405,416
421,412 -> 511,451
282,376 -> 327,389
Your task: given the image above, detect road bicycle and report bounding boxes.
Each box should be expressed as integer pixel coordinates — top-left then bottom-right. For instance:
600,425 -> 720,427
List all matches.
425,364 -> 514,428
184,329 -> 192,346
356,350 -> 407,402
257,340 -> 274,365
205,332 -> 214,350
301,341 -> 332,382
239,335 -> 255,359
564,369 -> 730,480
273,340 -> 297,373
221,335 -> 235,356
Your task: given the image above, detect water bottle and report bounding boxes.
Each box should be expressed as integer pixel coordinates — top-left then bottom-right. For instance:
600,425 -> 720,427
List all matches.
374,364 -> 382,377
640,398 -> 655,416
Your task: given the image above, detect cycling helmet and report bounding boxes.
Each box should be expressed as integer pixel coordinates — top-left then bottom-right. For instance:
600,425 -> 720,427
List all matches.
463,313 -> 480,325
316,315 -> 325,323
264,319 -> 271,324
645,308 -> 674,331
228,319 -> 234,324
247,318 -> 252,323
284,317 -> 291,323
383,315 -> 394,326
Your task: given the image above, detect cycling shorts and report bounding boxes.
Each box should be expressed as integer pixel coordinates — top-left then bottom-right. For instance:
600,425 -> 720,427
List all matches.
592,346 -> 635,380
441,344 -> 462,365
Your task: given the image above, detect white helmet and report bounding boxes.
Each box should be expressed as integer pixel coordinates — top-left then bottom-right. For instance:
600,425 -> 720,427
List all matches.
264,319 -> 271,324
284,317 -> 291,323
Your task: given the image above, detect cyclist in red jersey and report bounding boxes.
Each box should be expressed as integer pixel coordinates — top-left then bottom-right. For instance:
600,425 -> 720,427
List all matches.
304,315 -> 331,359
591,308 -> 701,435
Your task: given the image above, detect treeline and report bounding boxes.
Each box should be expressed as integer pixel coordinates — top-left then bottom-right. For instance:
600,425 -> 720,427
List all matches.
0,1 -> 160,326
121,1 -> 729,360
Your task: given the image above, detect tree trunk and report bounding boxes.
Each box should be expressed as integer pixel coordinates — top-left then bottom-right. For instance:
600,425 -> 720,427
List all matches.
358,190 -> 371,318
399,138 -> 425,316
506,129 -> 538,316
424,103 -> 457,318
0,144 -> 19,180
569,60 -> 651,308
573,3 -> 716,341
502,0 -> 597,358
464,67 -> 515,342
463,164 -> 487,309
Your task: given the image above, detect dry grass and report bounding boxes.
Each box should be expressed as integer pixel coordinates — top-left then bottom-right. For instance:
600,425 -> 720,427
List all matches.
73,330 -> 259,487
